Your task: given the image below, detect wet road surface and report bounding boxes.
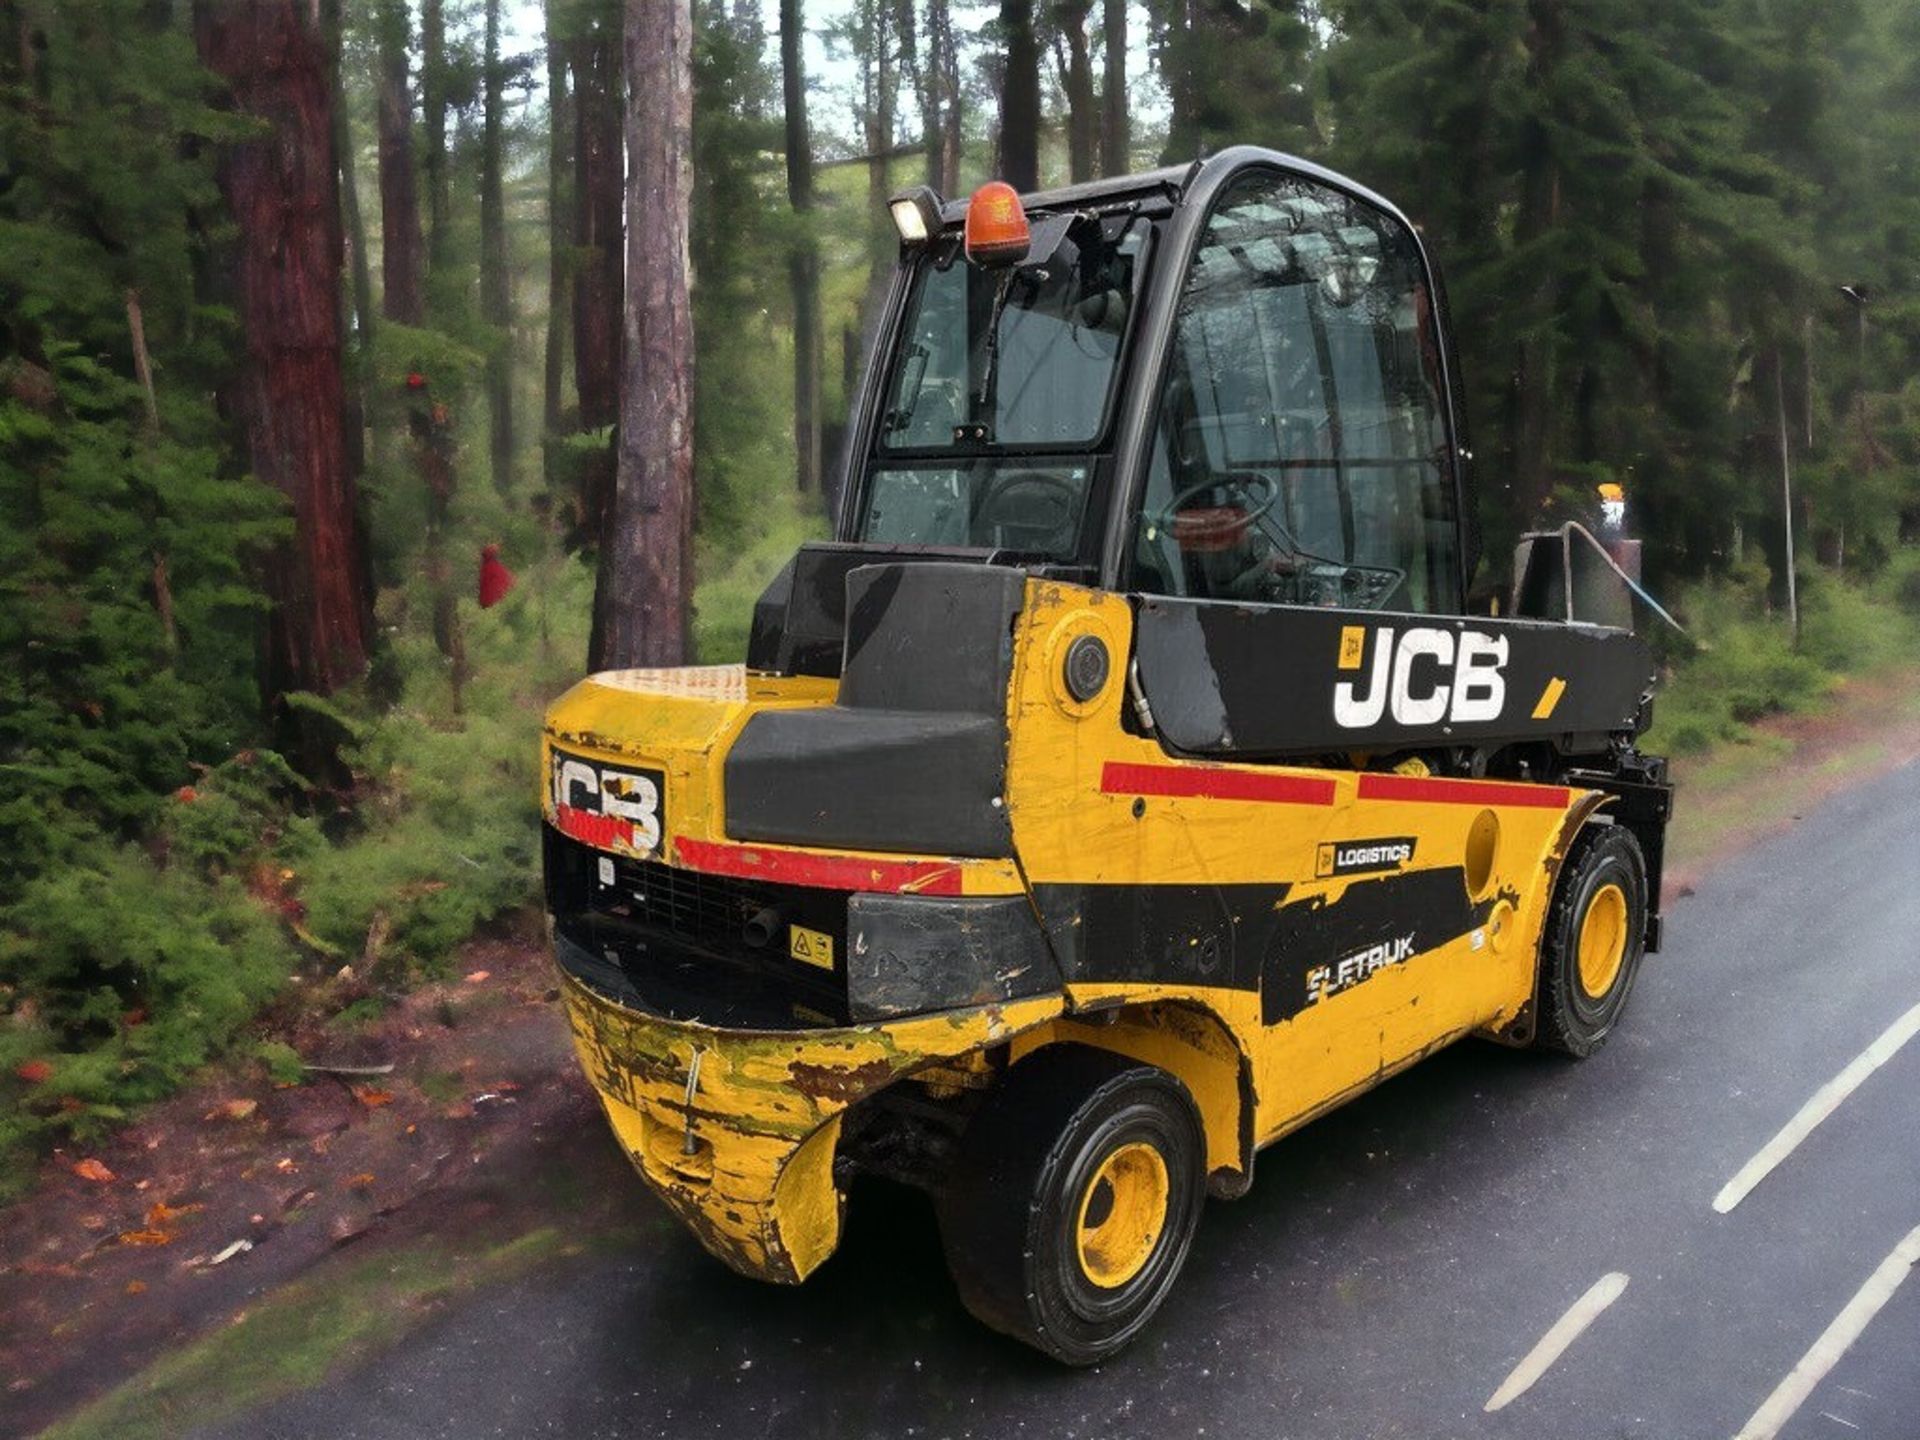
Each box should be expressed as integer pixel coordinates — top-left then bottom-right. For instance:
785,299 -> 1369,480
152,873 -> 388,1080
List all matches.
195,759 -> 1920,1440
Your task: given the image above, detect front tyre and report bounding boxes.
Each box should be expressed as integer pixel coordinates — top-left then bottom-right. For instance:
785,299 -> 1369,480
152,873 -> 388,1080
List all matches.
936,1045 -> 1205,1366
1534,823 -> 1649,1058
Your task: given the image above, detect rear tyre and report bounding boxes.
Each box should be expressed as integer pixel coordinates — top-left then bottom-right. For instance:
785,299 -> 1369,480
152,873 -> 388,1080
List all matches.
1534,823 -> 1649,1058
935,1045 -> 1205,1366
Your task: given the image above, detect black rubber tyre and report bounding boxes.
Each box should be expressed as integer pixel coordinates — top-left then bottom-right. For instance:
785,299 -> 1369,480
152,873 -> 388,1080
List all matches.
935,1045 -> 1206,1366
1533,822 -> 1649,1058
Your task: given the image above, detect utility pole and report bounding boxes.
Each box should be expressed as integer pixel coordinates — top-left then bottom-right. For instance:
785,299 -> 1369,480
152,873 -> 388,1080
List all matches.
1839,283 -> 1871,573
1775,354 -> 1798,644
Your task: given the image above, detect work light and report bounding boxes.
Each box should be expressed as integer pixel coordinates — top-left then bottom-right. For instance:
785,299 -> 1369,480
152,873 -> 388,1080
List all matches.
888,186 -> 943,247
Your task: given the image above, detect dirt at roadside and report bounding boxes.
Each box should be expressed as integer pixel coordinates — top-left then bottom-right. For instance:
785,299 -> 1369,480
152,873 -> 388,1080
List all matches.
0,918 -> 605,1440
3,669 -> 1919,1439
1661,665 -> 1920,894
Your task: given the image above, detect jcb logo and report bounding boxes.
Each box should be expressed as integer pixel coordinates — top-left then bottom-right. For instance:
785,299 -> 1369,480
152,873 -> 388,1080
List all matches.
1332,625 -> 1508,730
550,750 -> 664,856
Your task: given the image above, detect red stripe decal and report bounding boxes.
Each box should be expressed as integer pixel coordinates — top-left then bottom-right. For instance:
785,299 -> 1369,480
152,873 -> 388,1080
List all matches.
555,804 -> 635,850
1356,773 -> 1570,809
1100,761 -> 1336,807
673,837 -> 965,895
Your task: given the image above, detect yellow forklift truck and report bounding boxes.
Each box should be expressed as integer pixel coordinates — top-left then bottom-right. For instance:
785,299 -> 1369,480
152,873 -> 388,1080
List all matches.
543,147 -> 1672,1364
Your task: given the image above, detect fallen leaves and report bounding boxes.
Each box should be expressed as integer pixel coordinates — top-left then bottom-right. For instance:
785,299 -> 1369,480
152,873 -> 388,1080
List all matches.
72,1158 -> 114,1184
353,1086 -> 394,1108
116,1229 -> 173,1247
15,1059 -> 53,1084
463,970 -> 490,985
207,1098 -> 258,1122
125,1280 -> 147,1296
145,1201 -> 202,1227
347,1172 -> 375,1189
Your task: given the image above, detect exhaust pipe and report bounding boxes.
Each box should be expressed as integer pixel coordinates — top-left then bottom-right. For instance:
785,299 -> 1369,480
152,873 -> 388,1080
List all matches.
743,907 -> 782,949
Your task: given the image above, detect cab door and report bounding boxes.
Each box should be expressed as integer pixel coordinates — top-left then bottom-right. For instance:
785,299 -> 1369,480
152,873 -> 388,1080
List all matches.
1123,166 -> 1504,1124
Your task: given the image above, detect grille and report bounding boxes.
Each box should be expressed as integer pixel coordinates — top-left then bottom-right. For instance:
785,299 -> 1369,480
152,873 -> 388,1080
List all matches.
543,825 -> 851,1029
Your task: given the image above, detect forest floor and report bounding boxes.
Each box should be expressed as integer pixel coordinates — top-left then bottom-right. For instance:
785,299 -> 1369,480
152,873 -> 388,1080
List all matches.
4,663 -> 1920,1439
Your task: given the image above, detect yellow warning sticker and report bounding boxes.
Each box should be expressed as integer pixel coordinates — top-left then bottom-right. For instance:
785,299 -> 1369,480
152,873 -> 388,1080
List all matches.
1337,626 -> 1367,670
1532,676 -> 1568,720
789,924 -> 835,970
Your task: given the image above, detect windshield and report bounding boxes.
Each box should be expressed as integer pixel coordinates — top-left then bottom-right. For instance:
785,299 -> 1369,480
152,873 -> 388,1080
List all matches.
879,216 -> 1148,450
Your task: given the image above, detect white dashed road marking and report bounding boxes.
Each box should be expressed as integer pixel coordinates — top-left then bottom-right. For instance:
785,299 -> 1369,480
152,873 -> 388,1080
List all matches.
1731,1223 -> 1920,1440
1713,1001 -> 1920,1215
1483,1272 -> 1630,1413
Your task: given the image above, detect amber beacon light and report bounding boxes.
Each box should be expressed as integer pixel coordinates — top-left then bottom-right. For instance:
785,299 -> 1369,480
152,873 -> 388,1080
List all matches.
964,181 -> 1032,266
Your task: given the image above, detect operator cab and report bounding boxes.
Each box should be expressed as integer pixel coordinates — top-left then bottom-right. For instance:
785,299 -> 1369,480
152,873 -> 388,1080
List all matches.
841,148 -> 1469,619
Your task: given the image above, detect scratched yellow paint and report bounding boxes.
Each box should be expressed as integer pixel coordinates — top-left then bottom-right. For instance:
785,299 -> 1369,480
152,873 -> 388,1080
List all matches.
543,580 -> 1613,1285
562,976 -> 1061,1281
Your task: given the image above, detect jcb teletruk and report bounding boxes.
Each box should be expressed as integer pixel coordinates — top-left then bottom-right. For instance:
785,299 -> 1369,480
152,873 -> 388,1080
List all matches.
542,148 -> 1671,1364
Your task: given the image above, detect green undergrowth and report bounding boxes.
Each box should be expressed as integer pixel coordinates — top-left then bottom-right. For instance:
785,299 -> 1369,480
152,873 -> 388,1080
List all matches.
692,487 -> 830,663
1644,551 -> 1920,757
0,459 -> 823,1200
0,504 -> 596,1200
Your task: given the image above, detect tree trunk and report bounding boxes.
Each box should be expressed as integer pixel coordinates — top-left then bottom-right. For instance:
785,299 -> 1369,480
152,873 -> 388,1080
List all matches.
571,3 -> 623,432
373,0 -> 425,324
998,0 -> 1040,191
929,0 -> 961,191
893,0 -> 933,189
1099,0 -> 1127,175
544,0 -> 571,434
336,46 -> 376,354
329,0 -> 375,472
590,0 -> 694,670
481,0 -> 513,493
863,0 -> 895,304
194,0 -> 371,701
780,0 -> 822,494
421,0 -> 453,277
1054,0 -> 1095,182
1508,0 -> 1563,526
125,290 -> 160,433
1159,0 -> 1198,163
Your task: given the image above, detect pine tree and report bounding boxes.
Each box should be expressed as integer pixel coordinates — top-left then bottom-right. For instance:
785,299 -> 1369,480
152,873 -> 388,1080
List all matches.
591,0 -> 695,669
195,0 -> 372,715
998,0 -> 1041,190
569,0 -> 623,433
780,0 -> 823,494
371,0 -> 426,324
480,0 -> 514,494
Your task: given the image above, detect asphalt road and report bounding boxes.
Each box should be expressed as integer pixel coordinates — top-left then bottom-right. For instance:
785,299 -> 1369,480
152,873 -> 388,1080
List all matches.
198,759 -> 1920,1440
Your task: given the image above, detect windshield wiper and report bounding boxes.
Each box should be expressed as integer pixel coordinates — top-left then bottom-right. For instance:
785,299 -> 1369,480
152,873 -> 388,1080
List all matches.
961,270 -> 1020,444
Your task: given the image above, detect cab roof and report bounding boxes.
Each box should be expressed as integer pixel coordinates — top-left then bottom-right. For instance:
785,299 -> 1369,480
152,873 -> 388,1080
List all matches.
929,148 -> 1420,245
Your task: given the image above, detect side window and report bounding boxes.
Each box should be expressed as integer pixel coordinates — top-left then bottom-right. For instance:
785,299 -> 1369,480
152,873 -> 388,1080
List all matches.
1133,171 -> 1460,613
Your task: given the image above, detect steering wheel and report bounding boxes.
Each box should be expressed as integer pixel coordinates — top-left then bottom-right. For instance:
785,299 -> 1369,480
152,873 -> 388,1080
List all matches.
1153,472 -> 1282,543
972,469 -> 1084,546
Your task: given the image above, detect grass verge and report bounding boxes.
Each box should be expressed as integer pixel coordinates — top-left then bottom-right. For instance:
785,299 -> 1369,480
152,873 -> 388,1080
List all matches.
40,1227 -> 570,1440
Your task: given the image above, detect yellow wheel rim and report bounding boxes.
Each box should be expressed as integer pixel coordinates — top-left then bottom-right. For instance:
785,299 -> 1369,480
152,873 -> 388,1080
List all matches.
1576,882 -> 1629,998
1075,1141 -> 1170,1289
